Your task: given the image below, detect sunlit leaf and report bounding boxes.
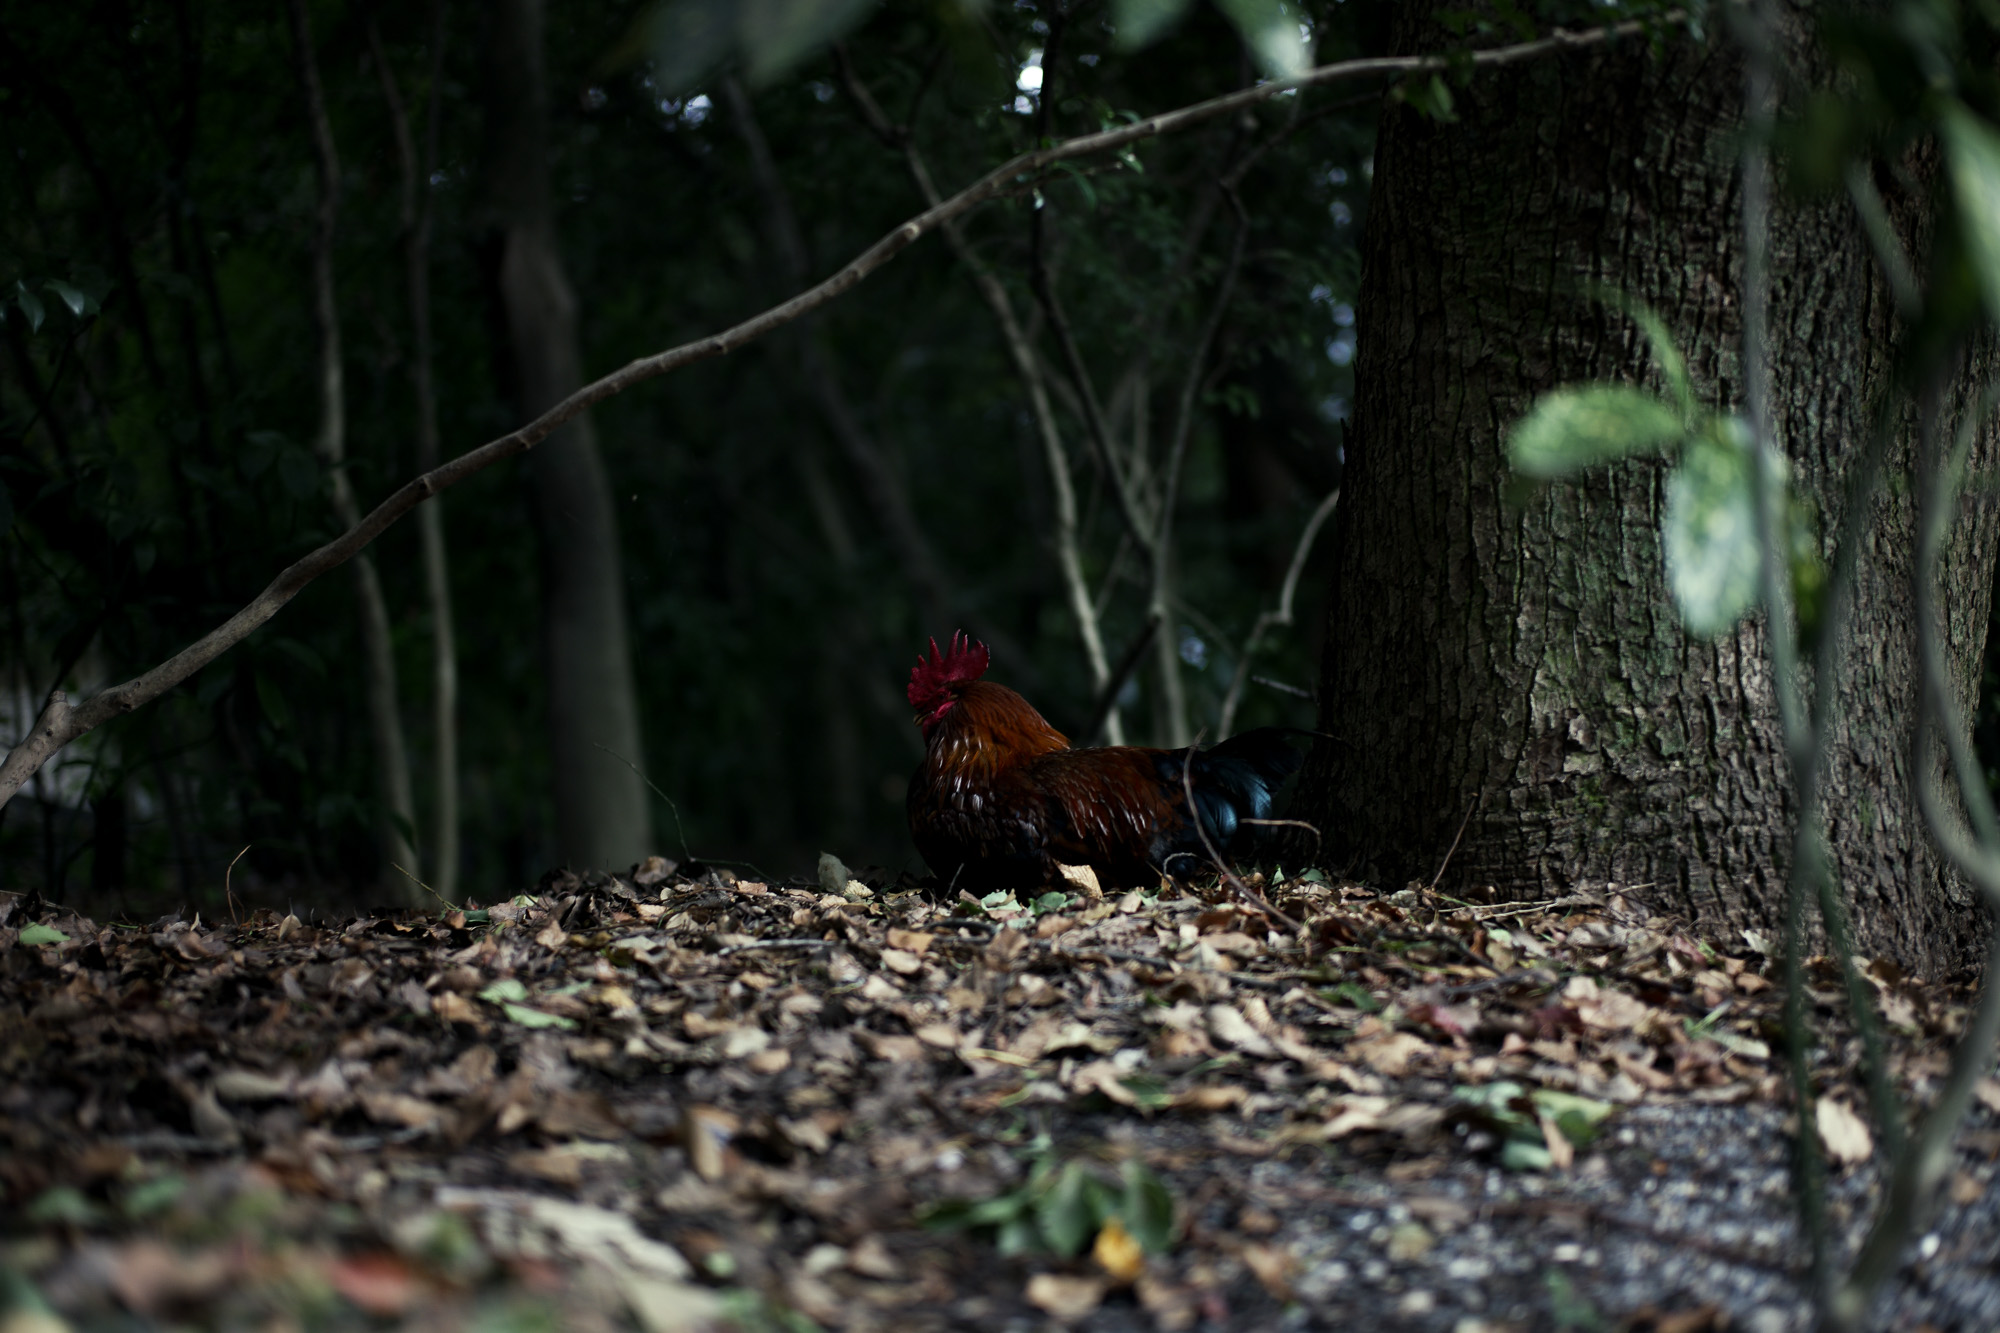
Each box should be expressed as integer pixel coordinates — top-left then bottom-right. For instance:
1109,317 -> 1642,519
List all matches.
1940,98 -> 2000,324
1498,1135 -> 1553,1171
1662,419 -> 1762,637
479,978 -> 530,1003
1111,0 -> 1195,51
1215,0 -> 1309,79
1507,385 -> 1683,479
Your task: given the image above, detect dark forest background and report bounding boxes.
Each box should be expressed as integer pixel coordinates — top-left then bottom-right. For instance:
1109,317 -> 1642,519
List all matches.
1,0 -> 1381,909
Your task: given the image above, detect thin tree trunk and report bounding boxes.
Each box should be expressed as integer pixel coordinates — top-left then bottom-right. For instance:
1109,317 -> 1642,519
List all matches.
287,0 -> 420,898
1294,7 -> 1998,977
478,0 -> 650,871
370,3 -> 459,901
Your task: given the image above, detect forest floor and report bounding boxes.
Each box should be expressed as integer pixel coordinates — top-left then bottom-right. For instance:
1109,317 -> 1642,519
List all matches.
2,863 -> 1998,1333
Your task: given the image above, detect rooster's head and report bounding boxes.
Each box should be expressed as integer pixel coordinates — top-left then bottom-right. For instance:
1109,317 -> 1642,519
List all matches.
908,631 -> 990,734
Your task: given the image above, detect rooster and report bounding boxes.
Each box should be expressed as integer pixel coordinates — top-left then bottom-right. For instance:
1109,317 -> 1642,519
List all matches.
906,632 -> 1303,890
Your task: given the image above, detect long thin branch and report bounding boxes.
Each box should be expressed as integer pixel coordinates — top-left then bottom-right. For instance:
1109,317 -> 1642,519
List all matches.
1021,10 -> 1156,557
1835,381 -> 2000,1331
833,44 -> 1123,736
1219,484 -> 1339,735
1150,191 -> 1248,748
0,17 -> 1678,808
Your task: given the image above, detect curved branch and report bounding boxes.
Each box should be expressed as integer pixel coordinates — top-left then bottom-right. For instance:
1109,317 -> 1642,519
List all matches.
0,16 -> 1679,807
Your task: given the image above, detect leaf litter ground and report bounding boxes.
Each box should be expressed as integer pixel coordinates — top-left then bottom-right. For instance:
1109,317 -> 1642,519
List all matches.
3,862 -> 1999,1332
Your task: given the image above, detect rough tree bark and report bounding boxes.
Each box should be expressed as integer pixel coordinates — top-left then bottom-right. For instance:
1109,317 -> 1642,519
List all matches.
478,0 -> 651,871
1294,8 -> 1999,978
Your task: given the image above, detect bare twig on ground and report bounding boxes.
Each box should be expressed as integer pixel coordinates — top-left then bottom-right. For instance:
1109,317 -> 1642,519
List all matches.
1429,797 -> 1480,891
1177,740 -> 1305,936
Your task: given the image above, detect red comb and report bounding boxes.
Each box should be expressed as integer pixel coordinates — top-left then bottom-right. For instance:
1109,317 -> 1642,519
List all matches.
907,631 -> 990,706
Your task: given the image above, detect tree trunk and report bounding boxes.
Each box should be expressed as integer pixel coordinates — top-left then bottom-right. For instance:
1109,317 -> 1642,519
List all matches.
371,3 -> 461,902
1294,10 -> 1998,978
288,0 -> 420,900
479,0 -> 651,871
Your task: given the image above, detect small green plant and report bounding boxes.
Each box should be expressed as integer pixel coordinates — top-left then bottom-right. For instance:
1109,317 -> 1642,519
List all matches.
921,1152 -> 1175,1260
1453,1082 -> 1614,1172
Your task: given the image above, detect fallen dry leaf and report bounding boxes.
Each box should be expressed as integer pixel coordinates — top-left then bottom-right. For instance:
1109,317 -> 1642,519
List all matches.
1026,1272 -> 1108,1320
1816,1097 -> 1874,1166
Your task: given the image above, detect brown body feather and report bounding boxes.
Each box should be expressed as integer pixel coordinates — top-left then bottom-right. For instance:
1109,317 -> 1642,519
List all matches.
907,679 -> 1290,890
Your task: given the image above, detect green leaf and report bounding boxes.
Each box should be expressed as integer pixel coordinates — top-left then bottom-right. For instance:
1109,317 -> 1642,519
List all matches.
1116,1074 -> 1170,1111
1119,1160 -> 1176,1253
1037,1163 -> 1100,1257
17,923 -> 70,947
1399,72 -> 1456,122
1111,0 -> 1195,51
1498,1134 -> 1553,1172
996,1214 -> 1039,1257
479,978 -> 530,1003
1319,980 -> 1379,1012
43,278 -> 94,318
1215,0 -> 1310,79
1507,385 -> 1683,478
1529,1090 -> 1614,1147
1941,99 -> 2000,325
27,1185 -> 104,1225
122,1174 -> 188,1218
1623,307 -> 1695,422
13,280 -> 45,333
1663,419 -> 1761,637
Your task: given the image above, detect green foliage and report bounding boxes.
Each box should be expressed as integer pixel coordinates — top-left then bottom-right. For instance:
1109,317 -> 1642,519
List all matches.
1506,386 -> 1682,479
1506,308 -> 1828,642
1452,1080 -> 1613,1172
1940,98 -> 2000,325
922,1152 -> 1176,1259
1662,420 -> 1763,638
